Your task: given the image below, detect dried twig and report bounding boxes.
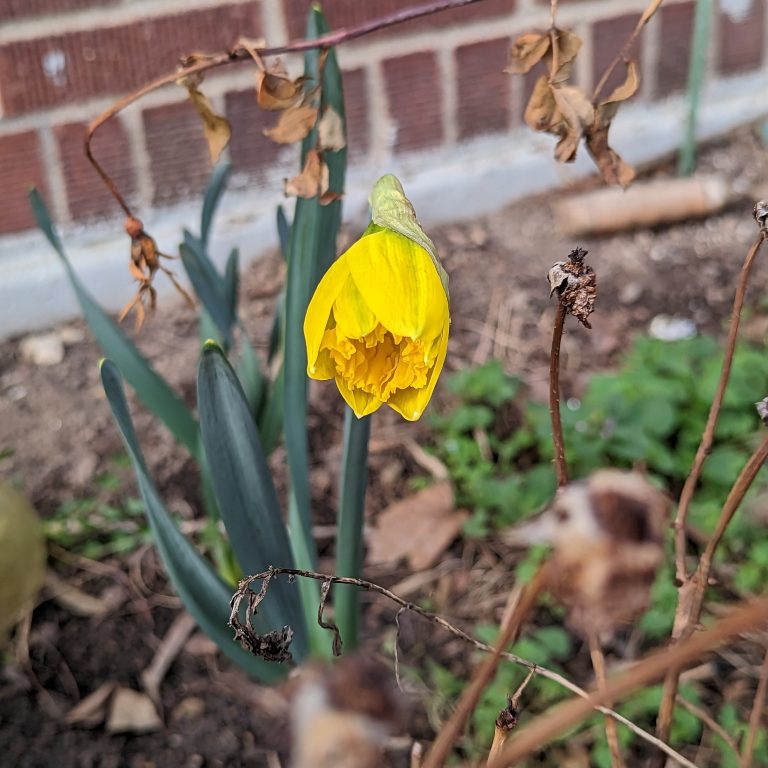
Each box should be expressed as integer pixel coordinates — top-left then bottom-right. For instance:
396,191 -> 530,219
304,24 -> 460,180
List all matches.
488,598 -> 768,767
675,694 -> 740,759
673,231 -> 767,584
422,564 -> 549,768
592,0 -> 664,102
86,0 -> 491,217
488,668 -> 536,761
656,423 -> 768,757
549,301 -> 569,487
228,567 -> 698,768
740,645 -> 768,768
589,633 -> 625,768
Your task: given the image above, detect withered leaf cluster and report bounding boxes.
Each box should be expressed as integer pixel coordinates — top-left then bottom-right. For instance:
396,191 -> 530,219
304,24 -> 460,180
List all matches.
508,29 -> 638,187
547,246 -> 597,328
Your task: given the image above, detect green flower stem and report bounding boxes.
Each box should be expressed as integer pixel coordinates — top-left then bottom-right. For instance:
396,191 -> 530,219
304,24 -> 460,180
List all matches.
334,408 -> 371,649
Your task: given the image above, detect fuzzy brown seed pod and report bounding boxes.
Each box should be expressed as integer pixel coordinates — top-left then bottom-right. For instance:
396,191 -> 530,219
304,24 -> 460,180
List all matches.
507,469 -> 669,637
547,247 -> 597,328
289,654 -> 405,768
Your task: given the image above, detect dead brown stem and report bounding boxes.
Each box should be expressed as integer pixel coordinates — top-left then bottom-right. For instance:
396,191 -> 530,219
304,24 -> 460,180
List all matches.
421,564 -> 549,768
86,0 -> 490,217
674,232 -> 766,584
550,301 -> 569,487
740,645 -> 768,768
592,0 -> 664,102
589,633 -> 625,768
488,598 -> 768,767
230,567 -> 697,768
675,694 -> 740,759
654,426 -> 768,762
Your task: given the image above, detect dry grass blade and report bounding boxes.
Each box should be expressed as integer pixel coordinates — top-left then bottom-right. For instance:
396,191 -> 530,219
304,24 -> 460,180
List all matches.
675,694 -> 740,759
589,633 -> 625,768
487,598 -> 768,767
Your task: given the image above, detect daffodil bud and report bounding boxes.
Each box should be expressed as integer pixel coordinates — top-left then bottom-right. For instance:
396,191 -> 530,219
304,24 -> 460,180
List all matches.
304,175 -> 450,421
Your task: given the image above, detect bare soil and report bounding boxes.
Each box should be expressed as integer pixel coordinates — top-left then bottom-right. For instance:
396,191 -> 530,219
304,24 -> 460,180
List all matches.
2,128 -> 768,767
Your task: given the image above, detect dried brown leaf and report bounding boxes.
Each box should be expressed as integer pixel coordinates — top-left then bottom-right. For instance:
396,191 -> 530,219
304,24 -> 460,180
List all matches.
317,106 -> 346,151
551,85 -> 594,162
524,75 -> 559,133
255,68 -> 308,111
553,29 -> 583,69
585,127 -> 636,188
263,105 -> 318,144
595,59 -> 639,127
584,60 -> 638,187
506,33 -> 550,74
547,29 -> 583,84
366,481 -> 467,571
284,149 -> 329,199
183,82 -> 231,164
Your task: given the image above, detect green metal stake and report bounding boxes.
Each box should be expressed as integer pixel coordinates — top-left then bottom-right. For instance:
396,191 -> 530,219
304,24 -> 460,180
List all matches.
678,0 -> 713,176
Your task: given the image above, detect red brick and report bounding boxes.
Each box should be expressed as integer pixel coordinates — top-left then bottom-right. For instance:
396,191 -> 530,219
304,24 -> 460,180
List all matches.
456,38 -> 511,139
55,119 -> 135,221
225,89 -> 281,175
657,1 -> 695,97
340,68 -> 368,156
0,131 -> 48,234
0,0 -> 112,23
593,13 -> 643,98
719,0 -> 764,75
283,0 -> 515,40
143,101 -> 210,206
0,3 -> 262,116
383,51 -> 443,152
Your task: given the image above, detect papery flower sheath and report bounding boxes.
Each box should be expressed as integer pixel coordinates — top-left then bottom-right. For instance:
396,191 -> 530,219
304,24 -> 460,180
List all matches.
304,176 -> 450,420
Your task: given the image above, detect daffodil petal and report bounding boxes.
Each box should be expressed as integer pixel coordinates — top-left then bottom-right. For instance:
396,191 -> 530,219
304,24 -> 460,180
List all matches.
332,276 -> 377,339
334,375 -> 383,418
304,254 -> 350,375
310,347 -> 336,380
387,328 -> 449,420
346,230 -> 448,340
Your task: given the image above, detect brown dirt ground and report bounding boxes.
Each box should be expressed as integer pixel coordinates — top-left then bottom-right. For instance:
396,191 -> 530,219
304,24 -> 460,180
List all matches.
2,127 -> 768,767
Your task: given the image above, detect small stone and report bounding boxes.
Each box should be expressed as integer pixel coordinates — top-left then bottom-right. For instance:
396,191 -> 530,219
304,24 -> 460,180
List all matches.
170,696 -> 205,723
106,688 -> 162,734
648,315 -> 697,342
18,333 -> 64,366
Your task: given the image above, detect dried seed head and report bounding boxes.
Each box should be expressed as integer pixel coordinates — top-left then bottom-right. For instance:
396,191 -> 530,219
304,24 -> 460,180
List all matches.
753,201 -> 768,231
495,698 -> 519,733
507,469 -> 669,636
290,654 -> 405,768
756,397 -> 768,427
547,247 -> 597,328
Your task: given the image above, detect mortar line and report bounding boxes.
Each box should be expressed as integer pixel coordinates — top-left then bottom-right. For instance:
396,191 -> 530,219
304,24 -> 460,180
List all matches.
37,123 -> 71,225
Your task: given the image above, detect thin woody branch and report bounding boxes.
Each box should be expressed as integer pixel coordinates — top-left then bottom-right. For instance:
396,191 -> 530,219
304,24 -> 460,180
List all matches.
85,0 -> 490,217
229,566 -> 697,768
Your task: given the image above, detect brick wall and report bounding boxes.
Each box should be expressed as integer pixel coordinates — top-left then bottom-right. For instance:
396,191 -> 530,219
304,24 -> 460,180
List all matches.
0,0 -> 766,236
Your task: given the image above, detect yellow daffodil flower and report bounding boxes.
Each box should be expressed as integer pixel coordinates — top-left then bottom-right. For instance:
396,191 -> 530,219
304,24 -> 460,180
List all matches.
304,177 -> 449,420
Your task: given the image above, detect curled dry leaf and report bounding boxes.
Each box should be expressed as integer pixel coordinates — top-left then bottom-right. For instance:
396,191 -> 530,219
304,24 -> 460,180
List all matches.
317,106 -> 346,152
549,28 -> 583,78
585,60 -> 639,188
506,32 -> 550,74
552,86 -> 594,163
284,149 -> 329,199
182,80 -> 231,164
524,75 -> 558,132
264,105 -> 318,144
366,481 -> 468,571
255,68 -> 308,111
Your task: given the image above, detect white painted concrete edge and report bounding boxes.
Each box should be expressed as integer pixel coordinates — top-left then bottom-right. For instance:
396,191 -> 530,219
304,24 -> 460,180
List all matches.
1,70 -> 767,340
